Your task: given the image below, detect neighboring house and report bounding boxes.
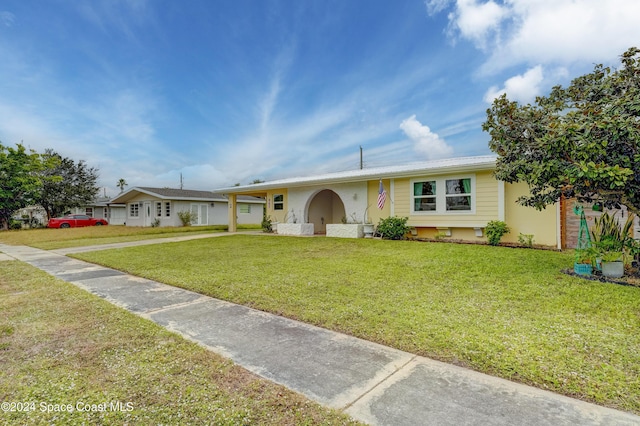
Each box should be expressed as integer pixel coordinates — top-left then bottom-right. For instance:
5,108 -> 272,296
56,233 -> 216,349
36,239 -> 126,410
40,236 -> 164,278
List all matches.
69,196 -> 127,225
109,187 -> 264,227
13,205 -> 47,228
214,155 -> 567,248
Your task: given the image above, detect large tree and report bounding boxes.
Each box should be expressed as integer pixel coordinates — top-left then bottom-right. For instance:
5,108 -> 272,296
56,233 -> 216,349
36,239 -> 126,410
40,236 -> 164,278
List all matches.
36,150 -> 100,219
483,47 -> 640,216
0,143 -> 49,230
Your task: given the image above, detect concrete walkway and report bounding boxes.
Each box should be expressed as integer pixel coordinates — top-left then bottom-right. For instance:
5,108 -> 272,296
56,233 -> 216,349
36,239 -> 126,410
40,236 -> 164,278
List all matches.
1,238 -> 638,426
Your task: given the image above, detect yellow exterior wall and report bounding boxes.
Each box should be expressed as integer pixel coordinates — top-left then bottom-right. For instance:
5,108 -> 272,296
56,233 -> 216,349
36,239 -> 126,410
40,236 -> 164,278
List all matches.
503,181 -> 558,246
366,179 -> 391,224
394,170 -> 498,227
265,188 -> 288,223
388,172 -> 558,247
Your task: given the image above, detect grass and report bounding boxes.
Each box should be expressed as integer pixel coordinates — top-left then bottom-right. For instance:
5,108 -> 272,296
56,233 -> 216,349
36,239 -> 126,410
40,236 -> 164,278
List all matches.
0,260 -> 360,425
71,235 -> 640,414
0,224 -> 260,250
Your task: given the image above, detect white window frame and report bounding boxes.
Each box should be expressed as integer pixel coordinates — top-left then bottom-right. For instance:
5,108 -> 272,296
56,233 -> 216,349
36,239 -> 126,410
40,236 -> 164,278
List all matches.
273,194 -> 284,210
239,204 -> 251,214
129,203 -> 140,218
165,202 -> 171,217
156,202 -> 162,217
410,175 -> 476,215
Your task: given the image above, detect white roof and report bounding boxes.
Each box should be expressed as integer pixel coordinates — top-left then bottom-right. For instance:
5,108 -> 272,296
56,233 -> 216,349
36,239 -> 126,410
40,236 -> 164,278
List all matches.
215,155 -> 497,193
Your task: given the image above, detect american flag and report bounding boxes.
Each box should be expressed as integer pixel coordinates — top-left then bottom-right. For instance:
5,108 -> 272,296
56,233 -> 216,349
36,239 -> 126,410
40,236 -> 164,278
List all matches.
377,179 -> 387,209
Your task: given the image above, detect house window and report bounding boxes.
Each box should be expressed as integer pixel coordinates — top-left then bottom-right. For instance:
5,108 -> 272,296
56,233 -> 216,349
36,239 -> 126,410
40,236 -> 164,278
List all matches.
85,207 -> 93,217
129,203 -> 139,217
156,202 -> 162,217
411,176 -> 475,214
239,204 -> 250,214
165,202 -> 171,217
445,178 -> 472,211
273,194 -> 284,210
413,181 -> 437,212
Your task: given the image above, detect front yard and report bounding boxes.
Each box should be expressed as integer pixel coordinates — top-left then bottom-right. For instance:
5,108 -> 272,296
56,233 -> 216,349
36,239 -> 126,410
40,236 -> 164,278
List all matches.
71,235 -> 640,414
0,261 -> 359,425
0,224 -> 258,250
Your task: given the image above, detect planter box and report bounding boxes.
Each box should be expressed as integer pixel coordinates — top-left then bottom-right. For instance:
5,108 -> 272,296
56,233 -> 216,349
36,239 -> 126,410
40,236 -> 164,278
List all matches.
574,263 -> 593,276
601,261 -> 624,278
276,223 -> 314,236
326,224 -> 364,238
363,223 -> 375,238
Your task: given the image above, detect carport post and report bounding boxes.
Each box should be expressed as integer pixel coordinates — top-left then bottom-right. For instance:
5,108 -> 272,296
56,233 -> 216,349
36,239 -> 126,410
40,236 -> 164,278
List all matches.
227,194 -> 237,232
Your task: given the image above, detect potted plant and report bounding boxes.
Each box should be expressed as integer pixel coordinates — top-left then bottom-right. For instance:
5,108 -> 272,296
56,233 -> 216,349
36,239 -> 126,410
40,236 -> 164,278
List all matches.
574,247 -> 595,275
591,212 -> 635,278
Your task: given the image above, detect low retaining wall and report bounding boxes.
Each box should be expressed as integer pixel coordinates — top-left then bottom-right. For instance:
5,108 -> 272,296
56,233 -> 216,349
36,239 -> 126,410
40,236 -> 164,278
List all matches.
326,224 -> 364,238
276,223 -> 314,236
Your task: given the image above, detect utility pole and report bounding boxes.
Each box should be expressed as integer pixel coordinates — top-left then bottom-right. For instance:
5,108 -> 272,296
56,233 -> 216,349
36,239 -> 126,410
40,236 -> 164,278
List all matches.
180,173 -> 184,190
360,146 -> 363,170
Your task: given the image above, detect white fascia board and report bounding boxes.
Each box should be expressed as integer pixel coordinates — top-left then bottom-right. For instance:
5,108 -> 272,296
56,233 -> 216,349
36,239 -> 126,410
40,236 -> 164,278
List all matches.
216,155 -> 497,194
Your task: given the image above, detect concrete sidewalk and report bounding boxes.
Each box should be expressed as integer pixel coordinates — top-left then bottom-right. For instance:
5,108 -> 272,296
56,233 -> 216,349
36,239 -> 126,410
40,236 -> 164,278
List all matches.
1,241 -> 638,426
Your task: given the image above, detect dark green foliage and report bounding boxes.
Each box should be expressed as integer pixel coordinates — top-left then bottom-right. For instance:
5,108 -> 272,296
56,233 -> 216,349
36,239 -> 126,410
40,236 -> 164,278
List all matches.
376,216 -> 409,240
261,215 -> 273,233
36,149 -> 100,220
486,220 -> 510,246
0,143 -> 50,230
591,212 -> 635,262
483,47 -> 640,216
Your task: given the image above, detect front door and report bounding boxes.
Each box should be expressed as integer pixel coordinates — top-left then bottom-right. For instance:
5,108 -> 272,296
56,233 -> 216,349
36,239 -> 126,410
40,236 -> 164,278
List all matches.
143,202 -> 152,227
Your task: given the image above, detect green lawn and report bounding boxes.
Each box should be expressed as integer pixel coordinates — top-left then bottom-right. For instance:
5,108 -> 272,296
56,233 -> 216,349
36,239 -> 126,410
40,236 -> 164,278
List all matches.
72,235 -> 640,414
0,224 -> 259,250
0,261 -> 359,425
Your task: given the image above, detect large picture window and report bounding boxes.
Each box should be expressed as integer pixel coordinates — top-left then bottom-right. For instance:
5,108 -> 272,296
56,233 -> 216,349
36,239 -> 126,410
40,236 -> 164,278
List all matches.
411,176 -> 474,214
413,181 -> 436,211
445,178 -> 471,211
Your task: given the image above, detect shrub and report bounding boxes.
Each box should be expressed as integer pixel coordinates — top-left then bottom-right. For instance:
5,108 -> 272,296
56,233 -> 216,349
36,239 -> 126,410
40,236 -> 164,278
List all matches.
518,233 -> 535,248
177,210 -> 197,227
261,215 -> 273,233
377,216 -> 410,240
151,218 -> 161,228
485,220 -> 510,246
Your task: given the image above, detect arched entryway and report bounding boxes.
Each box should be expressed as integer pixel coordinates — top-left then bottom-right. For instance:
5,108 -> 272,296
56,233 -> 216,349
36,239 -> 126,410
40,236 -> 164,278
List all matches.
307,189 -> 346,234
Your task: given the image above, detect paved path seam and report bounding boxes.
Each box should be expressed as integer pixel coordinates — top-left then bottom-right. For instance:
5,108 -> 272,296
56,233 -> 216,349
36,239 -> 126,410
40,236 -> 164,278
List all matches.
338,355 -> 418,411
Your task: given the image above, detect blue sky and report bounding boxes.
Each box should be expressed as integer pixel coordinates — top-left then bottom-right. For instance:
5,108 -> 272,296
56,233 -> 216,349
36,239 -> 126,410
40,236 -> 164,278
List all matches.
1,1 -> 639,196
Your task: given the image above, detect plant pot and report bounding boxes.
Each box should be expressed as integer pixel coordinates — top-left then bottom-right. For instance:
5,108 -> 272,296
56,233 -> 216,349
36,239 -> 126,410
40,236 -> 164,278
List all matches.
363,224 -> 374,238
601,261 -> 624,278
574,263 -> 593,276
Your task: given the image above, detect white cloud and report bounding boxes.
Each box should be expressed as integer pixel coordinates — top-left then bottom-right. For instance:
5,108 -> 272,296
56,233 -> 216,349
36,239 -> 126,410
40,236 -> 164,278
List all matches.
483,65 -> 544,104
449,0 -> 507,49
430,0 -> 640,73
153,164 -> 226,190
400,115 -> 453,160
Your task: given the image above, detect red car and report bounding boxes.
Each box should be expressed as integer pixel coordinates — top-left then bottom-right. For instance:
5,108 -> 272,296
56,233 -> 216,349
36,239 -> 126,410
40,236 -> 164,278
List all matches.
47,214 -> 108,228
